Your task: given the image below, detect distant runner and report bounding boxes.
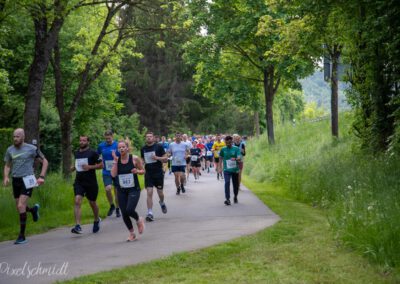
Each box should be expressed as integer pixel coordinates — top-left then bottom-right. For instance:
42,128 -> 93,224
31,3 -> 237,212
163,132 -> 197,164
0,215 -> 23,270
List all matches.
168,133 -> 190,194
212,134 -> 225,180
219,135 -> 241,205
190,140 -> 202,180
182,134 -> 192,183
233,134 -> 246,189
205,137 -> 214,173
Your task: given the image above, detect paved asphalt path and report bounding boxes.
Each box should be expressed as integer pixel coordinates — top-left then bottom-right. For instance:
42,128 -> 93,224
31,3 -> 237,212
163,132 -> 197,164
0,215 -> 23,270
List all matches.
0,168 -> 279,283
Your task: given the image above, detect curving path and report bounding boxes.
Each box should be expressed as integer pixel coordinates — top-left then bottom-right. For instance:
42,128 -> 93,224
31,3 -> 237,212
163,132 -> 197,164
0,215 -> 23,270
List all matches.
0,168 -> 279,283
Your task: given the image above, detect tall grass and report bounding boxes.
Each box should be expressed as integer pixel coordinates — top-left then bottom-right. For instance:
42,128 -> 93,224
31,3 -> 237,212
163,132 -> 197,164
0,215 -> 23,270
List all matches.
245,112 -> 400,268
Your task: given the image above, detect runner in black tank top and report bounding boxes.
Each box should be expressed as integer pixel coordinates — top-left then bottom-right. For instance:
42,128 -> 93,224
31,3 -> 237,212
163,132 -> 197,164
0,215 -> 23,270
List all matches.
111,141 -> 145,241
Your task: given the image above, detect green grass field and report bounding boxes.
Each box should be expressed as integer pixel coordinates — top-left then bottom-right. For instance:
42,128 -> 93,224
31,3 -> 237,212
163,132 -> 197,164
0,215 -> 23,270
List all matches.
60,177 -> 399,283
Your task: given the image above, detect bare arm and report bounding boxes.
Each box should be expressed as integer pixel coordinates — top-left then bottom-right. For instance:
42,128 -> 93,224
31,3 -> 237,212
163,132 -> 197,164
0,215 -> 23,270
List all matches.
155,153 -> 168,163
132,156 -> 145,175
36,157 -> 49,185
110,151 -> 118,178
3,161 -> 11,186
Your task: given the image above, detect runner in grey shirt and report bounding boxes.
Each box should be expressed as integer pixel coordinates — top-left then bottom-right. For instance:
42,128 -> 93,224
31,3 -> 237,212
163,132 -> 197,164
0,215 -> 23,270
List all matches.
3,128 -> 48,245
168,133 -> 190,194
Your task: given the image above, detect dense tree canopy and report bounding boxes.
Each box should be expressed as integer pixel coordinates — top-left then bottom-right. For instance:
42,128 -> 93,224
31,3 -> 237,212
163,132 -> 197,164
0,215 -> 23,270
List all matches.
0,0 -> 398,172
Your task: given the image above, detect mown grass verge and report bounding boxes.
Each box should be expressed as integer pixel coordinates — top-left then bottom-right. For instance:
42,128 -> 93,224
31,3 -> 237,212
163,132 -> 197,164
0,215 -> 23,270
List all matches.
60,177 -> 399,283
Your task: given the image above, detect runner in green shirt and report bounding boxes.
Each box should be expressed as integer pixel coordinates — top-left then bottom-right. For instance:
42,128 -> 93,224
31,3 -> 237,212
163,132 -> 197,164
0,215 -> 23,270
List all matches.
219,135 -> 241,205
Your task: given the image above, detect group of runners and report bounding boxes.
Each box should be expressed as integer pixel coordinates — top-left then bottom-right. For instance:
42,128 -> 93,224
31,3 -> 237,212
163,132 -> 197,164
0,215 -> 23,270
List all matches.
3,128 -> 246,244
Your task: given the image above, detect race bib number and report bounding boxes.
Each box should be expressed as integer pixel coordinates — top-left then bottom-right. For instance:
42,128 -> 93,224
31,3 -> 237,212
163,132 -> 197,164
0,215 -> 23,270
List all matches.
105,160 -> 114,171
173,156 -> 185,165
191,155 -> 198,162
75,158 -> 89,172
206,151 -> 212,156
226,160 -> 237,169
118,173 -> 135,188
23,175 -> 38,189
144,151 -> 156,164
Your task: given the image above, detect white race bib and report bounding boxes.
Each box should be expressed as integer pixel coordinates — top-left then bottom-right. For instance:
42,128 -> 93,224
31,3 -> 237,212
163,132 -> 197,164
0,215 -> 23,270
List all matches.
23,175 -> 38,189
75,158 -> 89,172
144,151 -> 156,164
118,173 -> 135,188
105,160 -> 114,171
206,151 -> 212,156
173,156 -> 185,165
191,155 -> 198,162
226,160 -> 237,169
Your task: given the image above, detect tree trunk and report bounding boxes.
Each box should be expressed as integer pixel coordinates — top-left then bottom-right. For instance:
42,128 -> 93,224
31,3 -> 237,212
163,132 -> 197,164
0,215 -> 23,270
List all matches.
330,45 -> 340,138
61,117 -> 73,178
23,7 -> 64,145
263,68 -> 275,144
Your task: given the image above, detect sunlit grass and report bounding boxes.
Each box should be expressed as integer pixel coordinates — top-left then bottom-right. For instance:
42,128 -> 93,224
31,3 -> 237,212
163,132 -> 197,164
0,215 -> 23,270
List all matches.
245,112 -> 400,268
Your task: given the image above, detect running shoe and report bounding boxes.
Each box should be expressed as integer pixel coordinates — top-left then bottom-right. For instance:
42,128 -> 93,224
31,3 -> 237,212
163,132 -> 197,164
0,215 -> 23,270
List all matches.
234,196 -> 238,204
127,233 -> 137,242
160,201 -> 168,214
137,217 -> 145,234
71,224 -> 82,234
145,213 -> 154,222
107,204 -> 115,217
32,203 -> 40,222
181,185 -> 186,193
14,235 -> 27,245
116,208 -> 121,218
224,199 -> 231,206
93,217 -> 101,233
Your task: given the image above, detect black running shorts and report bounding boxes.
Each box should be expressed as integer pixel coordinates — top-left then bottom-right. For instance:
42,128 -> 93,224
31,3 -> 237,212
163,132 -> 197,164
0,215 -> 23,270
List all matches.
145,171 -> 164,189
12,177 -> 33,198
74,183 -> 98,201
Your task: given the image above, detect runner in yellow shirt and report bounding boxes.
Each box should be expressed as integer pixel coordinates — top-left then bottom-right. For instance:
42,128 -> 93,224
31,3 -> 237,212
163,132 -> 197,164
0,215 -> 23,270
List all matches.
212,134 -> 225,180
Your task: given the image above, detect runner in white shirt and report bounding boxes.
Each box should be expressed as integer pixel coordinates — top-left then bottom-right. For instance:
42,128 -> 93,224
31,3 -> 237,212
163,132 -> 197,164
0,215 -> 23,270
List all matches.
168,133 -> 190,194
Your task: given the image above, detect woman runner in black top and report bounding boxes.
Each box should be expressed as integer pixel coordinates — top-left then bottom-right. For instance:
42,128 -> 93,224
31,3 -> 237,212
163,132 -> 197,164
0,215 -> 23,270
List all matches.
111,140 -> 145,241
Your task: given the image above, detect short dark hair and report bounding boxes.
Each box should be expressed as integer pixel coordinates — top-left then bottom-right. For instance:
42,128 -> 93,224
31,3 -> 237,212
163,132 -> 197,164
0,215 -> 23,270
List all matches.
225,135 -> 233,141
145,131 -> 154,136
80,135 -> 90,142
104,130 -> 113,136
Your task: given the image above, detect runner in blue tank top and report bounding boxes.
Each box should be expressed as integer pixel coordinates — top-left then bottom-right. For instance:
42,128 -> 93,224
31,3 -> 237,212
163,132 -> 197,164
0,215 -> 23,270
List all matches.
97,130 -> 120,217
